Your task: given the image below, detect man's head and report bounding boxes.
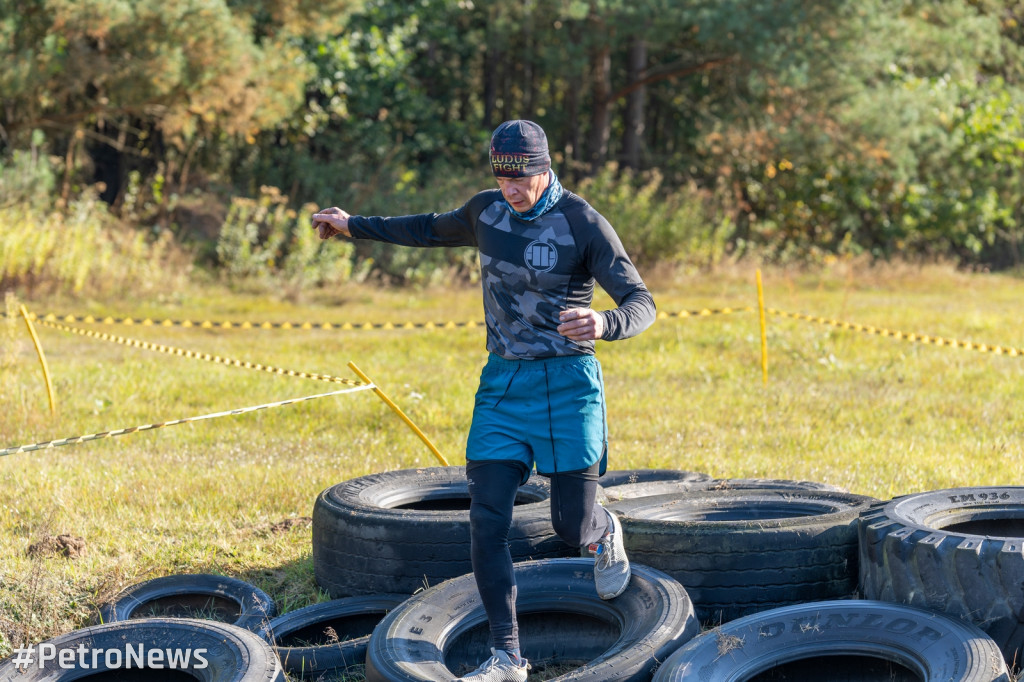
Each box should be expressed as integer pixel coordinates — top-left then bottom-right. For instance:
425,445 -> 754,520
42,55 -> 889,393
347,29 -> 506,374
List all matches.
490,120 -> 550,178
490,120 -> 551,212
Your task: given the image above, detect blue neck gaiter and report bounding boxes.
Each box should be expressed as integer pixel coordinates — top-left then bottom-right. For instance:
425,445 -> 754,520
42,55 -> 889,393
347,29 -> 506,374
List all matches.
506,171 -> 564,221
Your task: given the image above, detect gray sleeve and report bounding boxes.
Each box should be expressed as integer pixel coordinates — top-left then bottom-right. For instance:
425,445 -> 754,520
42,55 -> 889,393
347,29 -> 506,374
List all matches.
346,193 -> 489,247
576,209 -> 657,341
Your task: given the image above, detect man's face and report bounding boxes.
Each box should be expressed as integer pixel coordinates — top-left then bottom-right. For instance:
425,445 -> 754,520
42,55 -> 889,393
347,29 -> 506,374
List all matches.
496,172 -> 550,212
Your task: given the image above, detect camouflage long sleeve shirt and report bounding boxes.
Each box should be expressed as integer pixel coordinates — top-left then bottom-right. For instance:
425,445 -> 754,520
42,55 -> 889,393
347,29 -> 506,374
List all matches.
347,188 -> 656,360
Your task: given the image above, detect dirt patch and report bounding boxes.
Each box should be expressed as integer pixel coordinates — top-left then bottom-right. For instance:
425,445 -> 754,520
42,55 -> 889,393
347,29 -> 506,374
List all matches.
267,516 -> 312,534
171,190 -> 228,243
27,534 -> 87,559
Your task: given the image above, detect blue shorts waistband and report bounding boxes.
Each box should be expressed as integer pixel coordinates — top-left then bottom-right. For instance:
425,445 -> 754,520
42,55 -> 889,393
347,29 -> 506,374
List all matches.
485,352 -> 597,371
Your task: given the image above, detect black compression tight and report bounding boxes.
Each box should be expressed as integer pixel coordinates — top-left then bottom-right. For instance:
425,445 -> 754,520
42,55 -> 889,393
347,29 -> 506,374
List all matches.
466,459 -> 608,653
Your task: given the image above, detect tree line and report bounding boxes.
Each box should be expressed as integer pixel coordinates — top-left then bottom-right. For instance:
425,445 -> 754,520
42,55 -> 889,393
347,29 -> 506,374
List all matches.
2,0 -> 1022,287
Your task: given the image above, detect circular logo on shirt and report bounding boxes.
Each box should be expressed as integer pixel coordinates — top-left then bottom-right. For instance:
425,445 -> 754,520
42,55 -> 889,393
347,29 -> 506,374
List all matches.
524,241 -> 558,272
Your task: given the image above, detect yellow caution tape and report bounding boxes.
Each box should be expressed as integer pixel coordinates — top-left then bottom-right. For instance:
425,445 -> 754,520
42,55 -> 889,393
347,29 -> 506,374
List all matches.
658,307 -> 753,320
768,309 -> 1023,357
0,384 -> 375,457
38,319 -> 366,385
6,306 -> 753,330
15,312 -> 485,330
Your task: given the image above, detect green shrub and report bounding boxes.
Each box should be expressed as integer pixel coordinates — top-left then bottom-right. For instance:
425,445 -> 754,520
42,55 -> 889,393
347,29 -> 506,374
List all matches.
339,164 -> 483,286
0,140 -> 192,297
0,135 -> 57,211
215,186 -> 355,298
720,73 -> 1024,268
0,191 -> 190,297
576,164 -> 727,271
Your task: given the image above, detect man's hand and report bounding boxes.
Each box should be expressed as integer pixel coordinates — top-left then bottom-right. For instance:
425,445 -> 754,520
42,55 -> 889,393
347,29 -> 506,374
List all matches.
311,207 -> 352,239
557,308 -> 605,341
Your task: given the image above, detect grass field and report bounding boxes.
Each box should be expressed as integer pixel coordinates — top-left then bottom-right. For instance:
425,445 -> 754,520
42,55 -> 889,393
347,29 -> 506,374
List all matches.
1,262 -> 1023,674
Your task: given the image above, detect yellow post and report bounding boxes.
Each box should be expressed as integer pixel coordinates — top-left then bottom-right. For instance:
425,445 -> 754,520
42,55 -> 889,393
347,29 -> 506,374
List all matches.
347,361 -> 449,466
20,305 -> 57,415
756,270 -> 768,385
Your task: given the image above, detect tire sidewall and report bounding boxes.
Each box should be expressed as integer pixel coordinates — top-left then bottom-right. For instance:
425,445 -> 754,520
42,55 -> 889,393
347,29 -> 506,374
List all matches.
611,488 -> 878,622
873,487 -> 1024,530
604,478 -> 845,502
317,466 -> 552,529
312,466 -> 573,597
259,594 -> 408,676
96,573 -> 276,632
859,486 -> 1024,665
365,558 -> 698,682
651,600 -> 1010,682
0,618 -> 285,681
598,469 -> 711,489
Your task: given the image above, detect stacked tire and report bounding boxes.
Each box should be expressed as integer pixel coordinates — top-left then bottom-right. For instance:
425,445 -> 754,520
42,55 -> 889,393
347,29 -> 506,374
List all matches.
20,470 -> 1020,681
607,485 -> 877,623
859,486 -> 1024,669
2,574 -> 287,681
312,466 -> 577,597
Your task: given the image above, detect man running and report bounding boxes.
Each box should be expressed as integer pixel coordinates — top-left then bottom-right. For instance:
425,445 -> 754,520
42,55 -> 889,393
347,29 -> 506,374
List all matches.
312,119 -> 656,681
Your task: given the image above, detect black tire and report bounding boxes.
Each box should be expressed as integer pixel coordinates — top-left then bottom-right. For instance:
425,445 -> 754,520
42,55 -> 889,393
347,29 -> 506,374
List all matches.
0,617 -> 285,680
701,477 -> 847,492
603,477 -> 846,502
609,488 -> 877,624
312,466 -> 575,598
364,557 -> 699,681
651,600 -> 1010,682
96,573 -> 276,632
859,486 -> 1024,666
598,469 -> 711,488
257,594 -> 408,678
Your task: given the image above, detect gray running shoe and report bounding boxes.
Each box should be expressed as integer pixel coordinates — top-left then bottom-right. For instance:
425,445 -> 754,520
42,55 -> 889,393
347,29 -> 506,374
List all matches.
456,648 -> 529,682
588,507 -> 631,600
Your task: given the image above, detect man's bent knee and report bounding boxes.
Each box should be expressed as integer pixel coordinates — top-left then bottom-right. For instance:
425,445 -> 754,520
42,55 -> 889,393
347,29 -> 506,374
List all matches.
550,511 -> 589,548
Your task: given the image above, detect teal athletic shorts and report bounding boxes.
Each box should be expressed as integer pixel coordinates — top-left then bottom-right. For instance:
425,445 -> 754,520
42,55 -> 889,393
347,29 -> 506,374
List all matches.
466,353 -> 608,482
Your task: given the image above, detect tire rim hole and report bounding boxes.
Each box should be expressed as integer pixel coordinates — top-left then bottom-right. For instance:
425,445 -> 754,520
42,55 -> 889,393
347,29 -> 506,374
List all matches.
659,502 -> 842,522
747,654 -> 921,681
130,595 -> 241,622
276,613 -> 384,647
444,612 -> 620,677
941,518 -> 1024,537
391,492 -> 546,511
